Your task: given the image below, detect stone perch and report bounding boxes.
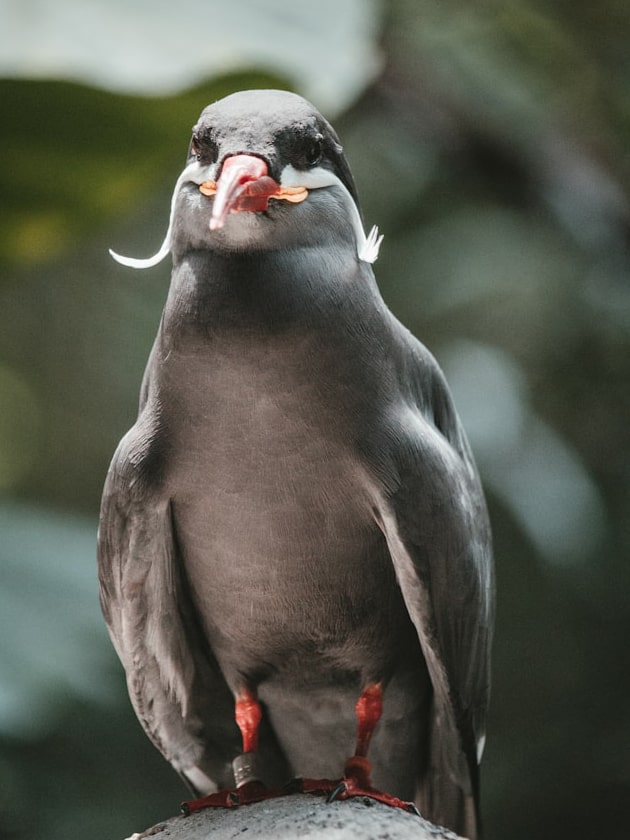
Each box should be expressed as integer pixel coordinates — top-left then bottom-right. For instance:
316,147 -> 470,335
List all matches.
124,795 -> 466,840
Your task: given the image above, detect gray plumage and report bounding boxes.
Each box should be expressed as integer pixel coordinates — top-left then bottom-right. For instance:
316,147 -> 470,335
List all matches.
98,89 -> 494,839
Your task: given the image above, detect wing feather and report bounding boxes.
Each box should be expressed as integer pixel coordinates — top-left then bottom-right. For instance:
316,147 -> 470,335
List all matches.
97,421 -> 241,792
372,328 -> 494,839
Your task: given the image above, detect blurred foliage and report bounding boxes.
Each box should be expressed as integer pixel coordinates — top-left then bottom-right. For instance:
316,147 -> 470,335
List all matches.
1,2 -> 629,840
0,73 -> 292,269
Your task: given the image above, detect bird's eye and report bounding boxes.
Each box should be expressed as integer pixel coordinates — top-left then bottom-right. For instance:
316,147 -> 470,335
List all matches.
304,135 -> 323,167
190,133 -> 218,163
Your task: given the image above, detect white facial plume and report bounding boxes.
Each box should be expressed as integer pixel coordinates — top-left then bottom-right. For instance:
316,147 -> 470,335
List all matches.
109,161 -> 383,269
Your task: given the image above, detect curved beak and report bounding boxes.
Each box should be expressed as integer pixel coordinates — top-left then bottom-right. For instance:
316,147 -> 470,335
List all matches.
208,155 -> 277,230
201,154 -> 309,231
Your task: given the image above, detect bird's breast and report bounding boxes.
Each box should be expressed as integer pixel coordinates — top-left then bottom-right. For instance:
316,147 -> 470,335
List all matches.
155,324 -> 410,690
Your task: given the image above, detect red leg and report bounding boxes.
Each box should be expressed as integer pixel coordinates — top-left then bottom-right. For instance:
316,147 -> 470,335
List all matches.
343,682 -> 382,787
235,688 -> 263,754
183,688 -> 273,814
300,682 -> 420,816
354,682 -> 383,756
184,682 -> 420,817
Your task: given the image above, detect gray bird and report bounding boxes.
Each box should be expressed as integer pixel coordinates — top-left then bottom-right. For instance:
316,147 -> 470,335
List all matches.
98,89 -> 494,840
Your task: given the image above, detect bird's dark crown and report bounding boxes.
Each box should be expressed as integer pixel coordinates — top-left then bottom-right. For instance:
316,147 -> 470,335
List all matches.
190,89 -> 358,203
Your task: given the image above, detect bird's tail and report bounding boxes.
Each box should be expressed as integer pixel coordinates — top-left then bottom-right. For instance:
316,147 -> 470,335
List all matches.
416,713 -> 480,839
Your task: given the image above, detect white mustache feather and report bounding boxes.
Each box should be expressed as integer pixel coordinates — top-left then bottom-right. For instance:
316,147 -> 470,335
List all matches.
109,162 -> 383,268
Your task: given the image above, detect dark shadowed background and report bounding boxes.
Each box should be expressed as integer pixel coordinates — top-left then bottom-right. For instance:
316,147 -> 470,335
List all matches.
1,2 -> 629,839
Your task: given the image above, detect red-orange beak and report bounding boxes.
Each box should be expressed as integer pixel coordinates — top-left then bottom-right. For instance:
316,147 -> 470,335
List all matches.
199,154 -> 308,230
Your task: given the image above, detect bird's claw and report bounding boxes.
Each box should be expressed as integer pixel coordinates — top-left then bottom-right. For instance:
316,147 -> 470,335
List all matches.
281,777 -> 307,795
181,789 -> 239,814
296,774 -> 420,817
326,780 -> 348,803
334,780 -> 420,814
182,771 -> 421,818
182,780 -> 278,814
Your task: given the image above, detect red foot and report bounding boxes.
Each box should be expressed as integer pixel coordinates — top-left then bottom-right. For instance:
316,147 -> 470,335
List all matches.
182,789 -> 238,813
297,756 -> 420,817
182,781 -> 282,815
332,778 -> 420,815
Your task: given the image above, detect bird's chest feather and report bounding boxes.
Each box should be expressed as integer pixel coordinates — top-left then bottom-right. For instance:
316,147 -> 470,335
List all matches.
153,300 -> 408,687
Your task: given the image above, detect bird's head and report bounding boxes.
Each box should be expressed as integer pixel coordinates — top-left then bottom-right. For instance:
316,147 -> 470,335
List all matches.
110,90 -> 382,268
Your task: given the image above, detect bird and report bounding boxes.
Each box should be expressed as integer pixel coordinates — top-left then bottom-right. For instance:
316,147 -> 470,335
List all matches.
98,89 -> 494,840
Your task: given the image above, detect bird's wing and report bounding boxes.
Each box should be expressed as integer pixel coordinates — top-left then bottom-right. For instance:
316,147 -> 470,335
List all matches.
372,329 -> 494,837
97,415 -> 243,795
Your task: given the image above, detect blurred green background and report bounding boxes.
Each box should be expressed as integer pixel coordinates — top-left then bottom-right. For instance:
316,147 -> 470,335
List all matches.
1,1 -> 629,838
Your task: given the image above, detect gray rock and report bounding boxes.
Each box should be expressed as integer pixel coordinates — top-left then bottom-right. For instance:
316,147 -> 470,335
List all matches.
123,795 -> 464,840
